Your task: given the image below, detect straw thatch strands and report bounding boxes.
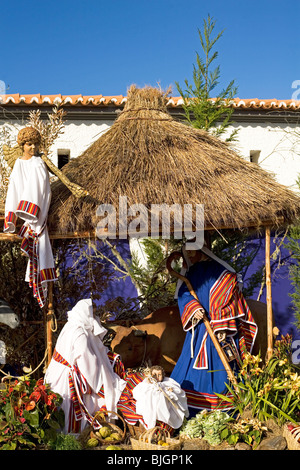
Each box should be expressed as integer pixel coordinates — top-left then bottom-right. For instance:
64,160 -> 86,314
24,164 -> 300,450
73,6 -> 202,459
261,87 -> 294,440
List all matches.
48,85 -> 300,236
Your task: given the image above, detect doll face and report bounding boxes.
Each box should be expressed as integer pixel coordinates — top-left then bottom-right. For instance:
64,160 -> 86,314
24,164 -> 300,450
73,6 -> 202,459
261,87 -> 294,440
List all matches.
23,141 -> 39,158
151,368 -> 164,382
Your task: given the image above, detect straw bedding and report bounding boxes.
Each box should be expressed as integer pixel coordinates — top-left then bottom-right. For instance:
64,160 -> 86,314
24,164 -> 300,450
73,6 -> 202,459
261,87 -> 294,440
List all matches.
47,85 -> 300,235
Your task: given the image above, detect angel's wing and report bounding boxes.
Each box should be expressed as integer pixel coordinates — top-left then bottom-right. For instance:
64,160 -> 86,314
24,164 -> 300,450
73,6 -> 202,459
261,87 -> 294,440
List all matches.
2,145 -> 88,198
2,144 -> 22,169
41,153 -> 88,198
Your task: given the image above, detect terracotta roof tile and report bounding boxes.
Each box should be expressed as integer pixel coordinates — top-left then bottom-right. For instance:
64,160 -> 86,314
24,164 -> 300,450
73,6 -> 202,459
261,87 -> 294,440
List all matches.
0,94 -> 299,110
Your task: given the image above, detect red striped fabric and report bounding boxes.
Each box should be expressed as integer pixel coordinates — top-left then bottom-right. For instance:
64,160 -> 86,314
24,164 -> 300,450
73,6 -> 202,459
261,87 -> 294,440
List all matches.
193,270 -> 257,369
16,200 -> 40,218
210,271 -> 257,355
52,348 -> 94,433
3,211 -> 17,231
182,299 -> 201,330
184,389 -> 234,411
18,222 -> 57,308
40,268 -> 57,282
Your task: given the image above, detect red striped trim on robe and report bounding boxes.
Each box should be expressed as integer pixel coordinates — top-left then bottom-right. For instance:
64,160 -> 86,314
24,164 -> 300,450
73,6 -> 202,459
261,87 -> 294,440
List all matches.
98,370 -> 144,424
16,200 -> 40,219
181,299 -> 202,330
3,212 -> 17,231
193,270 -> 257,369
210,271 -> 257,358
184,388 -> 234,411
28,228 -> 45,307
107,350 -> 126,379
40,268 -> 57,282
19,223 -> 57,308
19,224 -> 29,238
53,348 -> 93,433
193,331 -> 209,369
210,271 -> 241,323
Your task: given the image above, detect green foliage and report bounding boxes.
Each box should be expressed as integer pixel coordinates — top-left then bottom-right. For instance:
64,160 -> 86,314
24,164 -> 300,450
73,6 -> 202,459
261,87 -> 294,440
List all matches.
128,231 -> 266,318
49,432 -> 82,451
285,217 -> 300,330
180,409 -> 231,446
179,408 -> 267,449
179,335 -> 299,448
129,237 -> 182,316
0,377 -> 64,450
176,15 -> 238,141
216,335 -> 300,426
179,409 -> 267,449
210,231 -> 265,298
220,417 -> 267,449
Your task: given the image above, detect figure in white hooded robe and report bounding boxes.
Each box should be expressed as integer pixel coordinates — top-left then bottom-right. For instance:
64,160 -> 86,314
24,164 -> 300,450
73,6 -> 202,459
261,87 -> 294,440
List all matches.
3,127 -> 56,307
44,299 -> 126,433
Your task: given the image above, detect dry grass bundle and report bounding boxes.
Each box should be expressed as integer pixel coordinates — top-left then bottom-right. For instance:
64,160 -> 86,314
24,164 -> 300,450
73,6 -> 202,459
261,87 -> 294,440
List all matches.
48,85 -> 300,235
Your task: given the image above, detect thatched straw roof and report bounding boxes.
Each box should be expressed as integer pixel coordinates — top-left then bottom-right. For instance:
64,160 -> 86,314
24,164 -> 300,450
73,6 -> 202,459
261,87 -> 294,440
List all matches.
48,85 -> 300,236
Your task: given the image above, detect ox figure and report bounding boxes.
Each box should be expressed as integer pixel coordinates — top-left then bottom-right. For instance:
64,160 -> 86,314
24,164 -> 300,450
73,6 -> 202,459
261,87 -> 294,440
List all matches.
110,299 -> 271,375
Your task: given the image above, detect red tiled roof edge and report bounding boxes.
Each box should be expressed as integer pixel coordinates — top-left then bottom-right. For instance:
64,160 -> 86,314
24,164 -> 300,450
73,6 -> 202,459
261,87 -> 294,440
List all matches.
0,94 -> 300,110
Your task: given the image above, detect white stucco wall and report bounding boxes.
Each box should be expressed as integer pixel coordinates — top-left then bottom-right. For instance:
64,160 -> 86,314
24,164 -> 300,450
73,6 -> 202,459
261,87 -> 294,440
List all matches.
224,122 -> 300,190
0,119 -> 114,167
48,120 -> 114,165
1,116 -> 300,192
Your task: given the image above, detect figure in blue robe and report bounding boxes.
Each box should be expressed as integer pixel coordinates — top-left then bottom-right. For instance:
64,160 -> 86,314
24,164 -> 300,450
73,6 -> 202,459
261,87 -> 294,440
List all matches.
171,250 -> 257,416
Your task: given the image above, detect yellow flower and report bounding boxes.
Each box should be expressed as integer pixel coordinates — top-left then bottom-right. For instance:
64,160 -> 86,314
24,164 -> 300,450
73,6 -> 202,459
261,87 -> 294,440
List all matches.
242,353 -> 262,369
279,359 -> 288,366
252,367 -> 264,376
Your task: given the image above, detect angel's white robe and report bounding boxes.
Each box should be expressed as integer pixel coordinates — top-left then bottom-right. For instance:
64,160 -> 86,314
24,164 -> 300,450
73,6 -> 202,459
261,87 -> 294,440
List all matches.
3,156 -> 56,307
132,376 -> 189,429
44,299 -> 126,433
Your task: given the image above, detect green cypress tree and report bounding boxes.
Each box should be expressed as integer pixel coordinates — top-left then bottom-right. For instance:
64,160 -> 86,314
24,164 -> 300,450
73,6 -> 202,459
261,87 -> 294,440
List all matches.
176,15 -> 238,141
285,177 -> 300,331
287,226 -> 300,330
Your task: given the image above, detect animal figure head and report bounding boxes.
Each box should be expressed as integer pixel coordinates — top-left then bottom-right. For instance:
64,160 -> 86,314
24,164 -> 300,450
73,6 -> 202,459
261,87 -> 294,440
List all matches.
0,299 -> 20,329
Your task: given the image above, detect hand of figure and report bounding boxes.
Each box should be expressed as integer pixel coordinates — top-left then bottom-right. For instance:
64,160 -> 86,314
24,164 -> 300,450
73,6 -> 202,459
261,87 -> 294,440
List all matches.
216,330 -> 227,342
194,308 -> 205,320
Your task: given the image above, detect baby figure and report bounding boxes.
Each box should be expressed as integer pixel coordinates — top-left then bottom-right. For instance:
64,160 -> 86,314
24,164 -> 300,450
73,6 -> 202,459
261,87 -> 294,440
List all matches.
132,365 -> 189,429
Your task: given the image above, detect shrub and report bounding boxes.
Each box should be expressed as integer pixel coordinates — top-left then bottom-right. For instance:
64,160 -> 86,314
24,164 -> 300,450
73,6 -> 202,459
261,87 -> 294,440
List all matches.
217,334 -> 300,426
0,377 -> 64,450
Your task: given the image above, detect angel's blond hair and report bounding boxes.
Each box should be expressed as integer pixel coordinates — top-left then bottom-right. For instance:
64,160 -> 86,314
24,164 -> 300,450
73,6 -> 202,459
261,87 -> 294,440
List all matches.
17,126 -> 41,148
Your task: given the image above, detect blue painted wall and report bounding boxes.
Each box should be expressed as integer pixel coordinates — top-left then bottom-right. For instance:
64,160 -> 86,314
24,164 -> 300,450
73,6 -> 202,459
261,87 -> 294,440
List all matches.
243,234 -> 300,342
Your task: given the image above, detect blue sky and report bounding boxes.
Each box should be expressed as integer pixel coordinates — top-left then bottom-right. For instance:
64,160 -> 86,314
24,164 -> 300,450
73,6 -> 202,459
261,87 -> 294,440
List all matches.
1,0 -> 300,99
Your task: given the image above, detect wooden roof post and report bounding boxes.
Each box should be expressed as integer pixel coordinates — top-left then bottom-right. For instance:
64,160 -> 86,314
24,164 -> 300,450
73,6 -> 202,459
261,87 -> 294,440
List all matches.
46,281 -> 54,367
265,226 -> 273,361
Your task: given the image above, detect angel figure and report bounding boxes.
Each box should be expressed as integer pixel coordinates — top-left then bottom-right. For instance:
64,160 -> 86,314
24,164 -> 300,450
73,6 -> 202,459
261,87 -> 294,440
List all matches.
3,126 -> 87,308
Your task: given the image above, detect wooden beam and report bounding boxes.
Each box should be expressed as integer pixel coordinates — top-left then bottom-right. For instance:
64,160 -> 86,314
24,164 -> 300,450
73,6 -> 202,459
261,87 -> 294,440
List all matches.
46,281 -> 54,367
265,226 -> 273,361
0,215 -> 288,241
